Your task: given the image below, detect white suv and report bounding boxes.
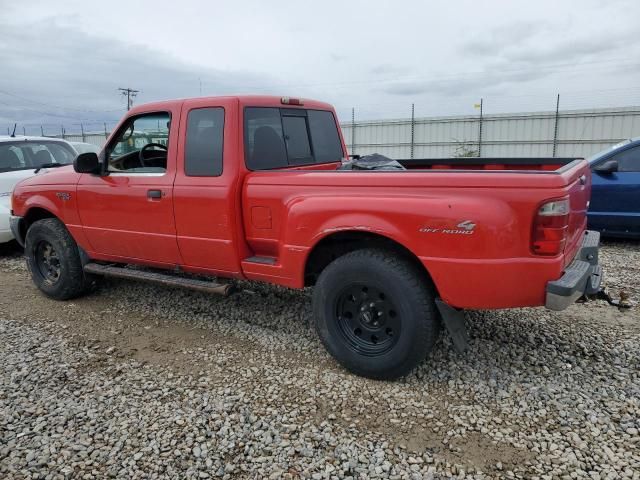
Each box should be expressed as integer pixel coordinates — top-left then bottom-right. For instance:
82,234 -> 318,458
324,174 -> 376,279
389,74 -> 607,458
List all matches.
0,136 -> 78,243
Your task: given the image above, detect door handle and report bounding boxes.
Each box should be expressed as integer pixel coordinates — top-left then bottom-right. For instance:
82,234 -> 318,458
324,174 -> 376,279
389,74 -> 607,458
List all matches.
147,189 -> 163,199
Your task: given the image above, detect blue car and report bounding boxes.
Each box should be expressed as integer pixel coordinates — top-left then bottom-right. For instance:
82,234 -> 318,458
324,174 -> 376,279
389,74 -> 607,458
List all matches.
587,137 -> 640,238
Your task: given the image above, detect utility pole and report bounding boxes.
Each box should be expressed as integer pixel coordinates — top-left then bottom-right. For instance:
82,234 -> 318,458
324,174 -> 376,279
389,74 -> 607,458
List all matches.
118,87 -> 139,110
410,103 -> 415,160
477,98 -> 484,157
552,94 -> 560,157
351,108 -> 356,155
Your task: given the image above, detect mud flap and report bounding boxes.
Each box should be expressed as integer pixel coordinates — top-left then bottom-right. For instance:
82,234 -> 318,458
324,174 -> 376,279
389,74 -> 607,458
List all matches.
435,298 -> 469,354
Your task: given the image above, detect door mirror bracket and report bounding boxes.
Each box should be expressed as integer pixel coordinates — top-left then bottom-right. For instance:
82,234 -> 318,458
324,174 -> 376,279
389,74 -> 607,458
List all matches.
593,159 -> 618,174
73,152 -> 102,175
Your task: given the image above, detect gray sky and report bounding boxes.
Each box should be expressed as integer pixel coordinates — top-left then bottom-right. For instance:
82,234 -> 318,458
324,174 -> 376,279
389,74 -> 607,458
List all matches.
1,0 -> 640,132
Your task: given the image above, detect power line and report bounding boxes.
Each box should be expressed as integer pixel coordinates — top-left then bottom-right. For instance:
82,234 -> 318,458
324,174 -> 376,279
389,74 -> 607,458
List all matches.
0,89 -> 123,113
118,87 -> 139,111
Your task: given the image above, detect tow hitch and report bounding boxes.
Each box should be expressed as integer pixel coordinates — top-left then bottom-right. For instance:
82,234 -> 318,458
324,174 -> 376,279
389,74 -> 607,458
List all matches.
580,288 -> 632,309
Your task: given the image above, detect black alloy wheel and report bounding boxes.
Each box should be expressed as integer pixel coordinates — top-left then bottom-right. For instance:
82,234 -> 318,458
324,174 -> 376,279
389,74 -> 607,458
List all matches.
335,284 -> 400,356
313,248 -> 441,380
35,240 -> 61,283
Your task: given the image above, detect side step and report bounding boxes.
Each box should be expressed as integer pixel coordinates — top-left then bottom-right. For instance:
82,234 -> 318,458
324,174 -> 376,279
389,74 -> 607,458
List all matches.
244,256 -> 277,265
83,263 -> 234,296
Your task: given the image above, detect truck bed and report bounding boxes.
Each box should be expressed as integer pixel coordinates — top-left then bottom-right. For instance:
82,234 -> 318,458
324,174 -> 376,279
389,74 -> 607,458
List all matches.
397,157 -> 580,172
242,156 -> 592,309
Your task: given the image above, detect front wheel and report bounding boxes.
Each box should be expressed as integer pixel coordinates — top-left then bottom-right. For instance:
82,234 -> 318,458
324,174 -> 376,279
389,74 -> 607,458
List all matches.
25,218 -> 89,300
312,249 -> 441,380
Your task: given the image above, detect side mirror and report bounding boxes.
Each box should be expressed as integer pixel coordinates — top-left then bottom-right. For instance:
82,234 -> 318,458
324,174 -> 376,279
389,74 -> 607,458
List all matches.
593,159 -> 618,174
73,152 -> 101,174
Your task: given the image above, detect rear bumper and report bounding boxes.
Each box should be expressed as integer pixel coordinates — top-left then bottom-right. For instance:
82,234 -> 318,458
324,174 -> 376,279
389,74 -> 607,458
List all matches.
545,230 -> 602,311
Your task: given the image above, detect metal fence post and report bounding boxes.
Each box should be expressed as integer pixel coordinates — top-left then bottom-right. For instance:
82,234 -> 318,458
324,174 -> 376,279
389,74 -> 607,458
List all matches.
477,98 -> 483,157
410,103 -> 415,159
81,123 -> 86,142
23,126 -> 26,136
61,125 -> 65,139
40,125 -> 44,136
552,94 -> 560,157
351,108 -> 355,155
104,123 -> 108,139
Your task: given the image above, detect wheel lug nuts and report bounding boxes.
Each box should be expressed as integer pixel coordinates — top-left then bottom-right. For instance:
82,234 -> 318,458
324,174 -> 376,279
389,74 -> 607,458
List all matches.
377,312 -> 383,317
369,303 -> 375,308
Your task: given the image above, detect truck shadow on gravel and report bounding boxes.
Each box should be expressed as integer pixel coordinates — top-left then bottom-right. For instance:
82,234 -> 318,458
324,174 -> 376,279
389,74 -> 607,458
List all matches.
0,240 -> 21,257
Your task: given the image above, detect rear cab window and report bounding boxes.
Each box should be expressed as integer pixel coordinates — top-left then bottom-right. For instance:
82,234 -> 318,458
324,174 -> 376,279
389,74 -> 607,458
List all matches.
244,107 -> 343,170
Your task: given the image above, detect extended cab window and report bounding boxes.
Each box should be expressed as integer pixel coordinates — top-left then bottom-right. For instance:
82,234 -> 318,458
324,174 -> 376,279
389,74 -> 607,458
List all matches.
244,107 -> 343,170
107,112 -> 170,174
185,108 -> 224,176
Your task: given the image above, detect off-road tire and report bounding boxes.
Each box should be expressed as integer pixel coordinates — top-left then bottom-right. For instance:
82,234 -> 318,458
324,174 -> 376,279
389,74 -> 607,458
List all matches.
313,248 -> 441,380
25,218 -> 89,300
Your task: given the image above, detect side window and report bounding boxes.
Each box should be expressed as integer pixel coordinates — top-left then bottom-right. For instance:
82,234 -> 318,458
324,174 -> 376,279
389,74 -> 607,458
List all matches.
244,108 -> 288,170
107,112 -> 170,174
612,146 -> 640,172
185,108 -> 224,176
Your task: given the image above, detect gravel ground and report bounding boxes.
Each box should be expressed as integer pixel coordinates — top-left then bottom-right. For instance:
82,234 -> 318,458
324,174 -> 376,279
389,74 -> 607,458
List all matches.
0,240 -> 638,479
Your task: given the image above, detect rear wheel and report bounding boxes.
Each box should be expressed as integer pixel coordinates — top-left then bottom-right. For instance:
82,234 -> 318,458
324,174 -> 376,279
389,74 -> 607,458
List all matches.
25,218 -> 89,300
313,248 -> 441,380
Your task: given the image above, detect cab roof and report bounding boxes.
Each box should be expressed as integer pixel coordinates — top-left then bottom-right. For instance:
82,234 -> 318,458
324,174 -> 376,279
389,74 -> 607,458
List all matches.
128,95 -> 335,115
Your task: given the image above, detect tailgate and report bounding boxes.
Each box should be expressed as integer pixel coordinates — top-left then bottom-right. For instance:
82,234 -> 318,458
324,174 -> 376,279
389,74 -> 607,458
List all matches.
562,160 -> 591,265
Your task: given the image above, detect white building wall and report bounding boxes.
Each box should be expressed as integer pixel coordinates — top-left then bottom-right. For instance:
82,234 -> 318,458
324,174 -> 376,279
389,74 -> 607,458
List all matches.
342,106 -> 640,159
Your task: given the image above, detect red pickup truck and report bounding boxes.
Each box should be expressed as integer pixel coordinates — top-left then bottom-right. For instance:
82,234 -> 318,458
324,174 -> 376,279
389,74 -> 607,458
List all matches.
10,95 -> 602,379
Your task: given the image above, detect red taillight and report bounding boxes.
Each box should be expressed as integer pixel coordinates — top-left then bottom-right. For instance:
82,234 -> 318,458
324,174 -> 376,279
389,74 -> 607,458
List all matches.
532,198 -> 570,256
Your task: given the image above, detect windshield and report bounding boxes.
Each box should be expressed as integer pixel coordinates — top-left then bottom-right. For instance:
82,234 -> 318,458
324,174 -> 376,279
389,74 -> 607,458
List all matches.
0,140 -> 77,173
587,139 -> 632,164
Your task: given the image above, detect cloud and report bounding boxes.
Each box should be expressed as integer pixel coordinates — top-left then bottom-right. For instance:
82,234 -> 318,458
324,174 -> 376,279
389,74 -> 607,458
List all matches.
0,19 -> 278,129
460,21 -> 547,57
368,64 -> 410,76
460,19 -> 639,67
380,68 -> 550,97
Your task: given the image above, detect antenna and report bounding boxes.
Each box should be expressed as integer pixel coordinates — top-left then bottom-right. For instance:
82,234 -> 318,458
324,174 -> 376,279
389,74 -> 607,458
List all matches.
10,123 -> 16,137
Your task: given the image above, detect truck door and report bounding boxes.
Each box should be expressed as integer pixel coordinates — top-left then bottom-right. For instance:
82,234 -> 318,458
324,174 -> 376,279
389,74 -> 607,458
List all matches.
172,98 -> 244,275
590,145 -> 640,237
76,109 -> 182,265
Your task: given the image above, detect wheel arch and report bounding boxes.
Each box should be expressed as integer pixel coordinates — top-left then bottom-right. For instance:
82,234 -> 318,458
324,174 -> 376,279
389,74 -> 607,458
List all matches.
303,230 -> 437,291
19,207 -> 59,242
